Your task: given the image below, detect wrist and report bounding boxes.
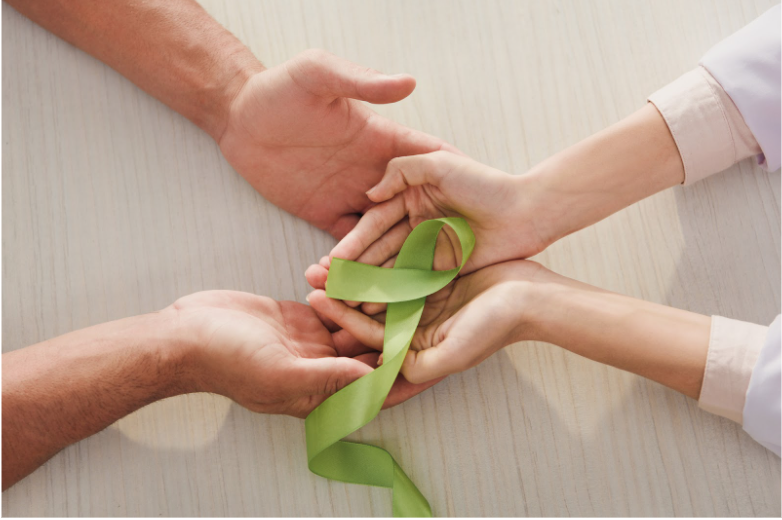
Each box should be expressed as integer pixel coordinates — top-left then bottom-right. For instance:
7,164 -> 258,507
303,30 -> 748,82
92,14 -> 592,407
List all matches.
504,276 -> 577,345
142,308 -> 204,397
510,165 -> 569,254
199,55 -> 265,142
512,104 -> 686,252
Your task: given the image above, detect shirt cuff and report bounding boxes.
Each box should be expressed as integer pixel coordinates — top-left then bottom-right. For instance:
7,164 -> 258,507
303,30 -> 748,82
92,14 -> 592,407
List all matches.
699,316 -> 769,424
648,66 -> 761,185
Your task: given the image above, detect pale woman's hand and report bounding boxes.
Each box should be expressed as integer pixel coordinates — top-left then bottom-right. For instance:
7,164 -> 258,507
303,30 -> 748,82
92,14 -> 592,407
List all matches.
308,254 -> 712,400
306,260 -> 554,384
316,150 -> 549,277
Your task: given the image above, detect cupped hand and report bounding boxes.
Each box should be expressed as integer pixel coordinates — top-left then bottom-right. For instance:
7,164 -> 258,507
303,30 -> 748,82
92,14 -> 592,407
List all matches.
169,290 -> 437,418
306,260 -> 554,384
218,49 -> 457,239
317,150 -> 549,280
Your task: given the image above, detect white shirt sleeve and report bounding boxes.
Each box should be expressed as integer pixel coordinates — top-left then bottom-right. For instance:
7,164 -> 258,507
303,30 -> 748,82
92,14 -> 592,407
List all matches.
699,5 -> 781,172
743,315 -> 781,456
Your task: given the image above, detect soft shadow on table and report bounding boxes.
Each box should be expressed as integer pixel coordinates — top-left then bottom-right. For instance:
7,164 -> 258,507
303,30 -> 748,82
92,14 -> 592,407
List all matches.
5,348 -> 779,517
667,161 -> 781,324
5,165 -> 780,517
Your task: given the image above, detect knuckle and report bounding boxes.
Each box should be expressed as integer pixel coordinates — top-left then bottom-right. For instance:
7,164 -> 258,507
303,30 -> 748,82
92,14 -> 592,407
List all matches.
299,48 -> 329,64
375,238 -> 397,261
358,211 -> 386,240
427,150 -> 450,168
386,156 -> 405,174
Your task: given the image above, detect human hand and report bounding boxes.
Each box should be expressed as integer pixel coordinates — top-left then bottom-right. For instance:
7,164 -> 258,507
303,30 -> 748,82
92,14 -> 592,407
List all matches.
313,151 -> 548,287
306,260 -> 556,384
170,290 -> 437,418
218,49 -> 457,239
308,252 -> 712,400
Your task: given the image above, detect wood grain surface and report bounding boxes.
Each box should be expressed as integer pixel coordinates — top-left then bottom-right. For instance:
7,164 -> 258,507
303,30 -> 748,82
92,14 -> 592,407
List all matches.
3,0 -> 780,516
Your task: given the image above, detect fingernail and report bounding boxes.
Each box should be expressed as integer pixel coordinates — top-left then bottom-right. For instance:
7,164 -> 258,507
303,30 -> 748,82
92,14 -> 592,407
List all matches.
305,293 -> 311,303
366,187 -> 376,196
377,354 -> 384,366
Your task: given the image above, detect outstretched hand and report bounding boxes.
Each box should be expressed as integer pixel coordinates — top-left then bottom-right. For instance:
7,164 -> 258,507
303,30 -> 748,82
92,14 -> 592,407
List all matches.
218,49 -> 458,239
172,290 -> 437,418
306,260 -> 554,384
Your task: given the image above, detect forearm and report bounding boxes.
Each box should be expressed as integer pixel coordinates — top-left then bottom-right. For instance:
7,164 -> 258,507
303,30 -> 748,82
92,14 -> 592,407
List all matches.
6,0 -> 264,140
521,103 -> 684,246
529,282 -> 710,399
2,311 -> 194,489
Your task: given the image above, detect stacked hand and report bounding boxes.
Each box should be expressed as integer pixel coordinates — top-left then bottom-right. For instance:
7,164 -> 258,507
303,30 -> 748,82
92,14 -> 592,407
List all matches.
303,151 -> 559,384
306,261 -> 554,384
304,151 -> 593,385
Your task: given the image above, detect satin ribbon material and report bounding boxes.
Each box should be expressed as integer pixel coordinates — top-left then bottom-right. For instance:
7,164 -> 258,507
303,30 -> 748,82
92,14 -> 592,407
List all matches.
305,218 -> 475,517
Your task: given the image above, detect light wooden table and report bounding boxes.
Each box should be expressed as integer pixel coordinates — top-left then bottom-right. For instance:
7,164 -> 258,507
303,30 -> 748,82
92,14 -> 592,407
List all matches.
3,0 -> 780,516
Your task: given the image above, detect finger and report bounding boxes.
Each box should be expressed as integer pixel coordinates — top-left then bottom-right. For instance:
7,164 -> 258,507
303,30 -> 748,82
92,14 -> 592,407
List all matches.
354,218 -> 411,268
361,301 -> 388,316
291,356 -> 373,397
305,265 -> 360,310
330,194 -> 406,263
366,151 -> 454,203
332,329 -> 376,358
290,49 -> 416,104
354,351 -> 381,368
305,264 -> 329,290
330,199 -> 405,309
400,340 -> 465,384
310,305 -> 340,333
390,124 -> 467,159
308,290 -> 385,349
328,213 -> 362,240
383,374 -> 445,409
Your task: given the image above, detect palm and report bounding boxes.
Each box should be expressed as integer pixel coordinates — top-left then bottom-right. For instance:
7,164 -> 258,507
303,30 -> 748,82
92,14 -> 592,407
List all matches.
410,262 -> 531,352
172,290 -> 439,416
218,50 -> 453,239
401,184 -> 516,273
173,291 -> 350,416
308,261 -> 546,384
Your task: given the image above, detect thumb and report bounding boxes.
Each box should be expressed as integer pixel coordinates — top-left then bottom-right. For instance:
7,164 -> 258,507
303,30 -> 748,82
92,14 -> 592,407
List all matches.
292,356 -> 373,397
289,49 -> 416,104
367,150 -> 453,203
400,340 -> 467,384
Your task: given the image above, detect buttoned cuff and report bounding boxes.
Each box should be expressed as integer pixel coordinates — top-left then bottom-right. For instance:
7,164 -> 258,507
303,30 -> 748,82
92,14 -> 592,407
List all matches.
699,316 -> 769,424
648,66 -> 761,185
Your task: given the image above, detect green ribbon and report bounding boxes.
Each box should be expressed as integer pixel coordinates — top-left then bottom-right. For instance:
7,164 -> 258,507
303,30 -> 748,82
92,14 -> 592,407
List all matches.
305,217 -> 475,517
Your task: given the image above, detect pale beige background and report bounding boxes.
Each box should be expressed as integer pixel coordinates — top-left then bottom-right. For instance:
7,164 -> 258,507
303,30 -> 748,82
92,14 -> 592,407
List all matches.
3,0 -> 781,516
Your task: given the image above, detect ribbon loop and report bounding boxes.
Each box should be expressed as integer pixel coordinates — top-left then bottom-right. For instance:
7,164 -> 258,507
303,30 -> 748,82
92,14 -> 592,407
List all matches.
305,218 -> 475,517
